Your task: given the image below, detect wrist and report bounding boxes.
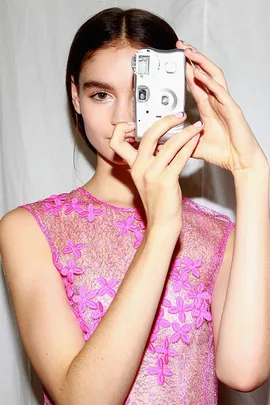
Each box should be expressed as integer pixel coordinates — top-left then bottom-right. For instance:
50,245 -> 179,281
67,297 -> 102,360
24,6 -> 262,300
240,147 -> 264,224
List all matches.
233,164 -> 269,187
145,224 -> 181,244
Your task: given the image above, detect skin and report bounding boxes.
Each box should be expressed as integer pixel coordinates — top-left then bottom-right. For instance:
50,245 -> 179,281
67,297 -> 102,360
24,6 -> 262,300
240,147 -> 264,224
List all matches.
72,41 -> 270,389
71,46 -> 144,209
0,41 -> 268,403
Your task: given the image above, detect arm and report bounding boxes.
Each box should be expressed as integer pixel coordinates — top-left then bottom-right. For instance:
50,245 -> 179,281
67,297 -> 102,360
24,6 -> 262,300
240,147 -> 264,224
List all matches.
212,166 -> 270,391
0,208 -> 179,405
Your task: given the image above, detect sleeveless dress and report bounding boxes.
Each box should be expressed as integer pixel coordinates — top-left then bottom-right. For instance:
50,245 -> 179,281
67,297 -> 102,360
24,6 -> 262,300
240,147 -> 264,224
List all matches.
21,187 -> 234,405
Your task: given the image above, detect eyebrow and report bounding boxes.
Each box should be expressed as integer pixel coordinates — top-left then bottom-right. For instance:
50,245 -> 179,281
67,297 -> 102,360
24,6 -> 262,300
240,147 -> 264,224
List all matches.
82,80 -> 115,92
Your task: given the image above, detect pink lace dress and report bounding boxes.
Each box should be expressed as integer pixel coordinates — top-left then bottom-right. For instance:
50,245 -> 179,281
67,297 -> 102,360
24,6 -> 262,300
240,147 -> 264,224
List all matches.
21,187 -> 234,405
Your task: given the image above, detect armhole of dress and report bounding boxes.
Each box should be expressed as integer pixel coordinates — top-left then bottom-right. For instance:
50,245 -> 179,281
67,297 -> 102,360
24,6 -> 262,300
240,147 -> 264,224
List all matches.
208,218 -> 235,296
20,205 -> 57,258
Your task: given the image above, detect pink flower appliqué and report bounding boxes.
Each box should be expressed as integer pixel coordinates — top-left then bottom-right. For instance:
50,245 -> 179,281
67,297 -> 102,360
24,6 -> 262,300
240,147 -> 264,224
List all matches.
192,301 -> 212,329
170,269 -> 192,293
182,256 -> 203,277
64,198 -> 85,215
62,278 -> 74,301
72,306 -> 91,340
188,282 -> 211,309
155,337 -> 178,365
115,215 -> 137,237
97,277 -> 118,298
91,301 -> 106,320
79,203 -> 103,222
42,202 -> 63,216
60,258 -> 84,283
156,308 -> 171,330
147,324 -> 159,354
170,322 -> 192,345
168,297 -> 193,323
147,357 -> 173,385
44,194 -> 67,205
133,228 -> 144,249
63,240 -> 85,258
72,286 -> 97,312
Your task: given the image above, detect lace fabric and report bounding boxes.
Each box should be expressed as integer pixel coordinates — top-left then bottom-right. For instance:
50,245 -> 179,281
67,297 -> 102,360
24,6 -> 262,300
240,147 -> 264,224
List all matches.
21,187 -> 234,405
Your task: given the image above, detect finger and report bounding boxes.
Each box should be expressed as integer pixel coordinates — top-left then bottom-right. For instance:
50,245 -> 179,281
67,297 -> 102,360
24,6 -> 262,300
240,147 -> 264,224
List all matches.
147,121 -> 204,177
184,48 -> 229,91
136,113 -> 187,163
109,122 -> 137,167
164,133 -> 201,178
193,68 -> 236,107
185,61 -> 209,102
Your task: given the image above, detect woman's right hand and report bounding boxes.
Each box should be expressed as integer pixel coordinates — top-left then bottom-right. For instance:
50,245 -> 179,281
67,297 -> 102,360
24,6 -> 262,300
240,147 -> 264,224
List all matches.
109,114 -> 204,234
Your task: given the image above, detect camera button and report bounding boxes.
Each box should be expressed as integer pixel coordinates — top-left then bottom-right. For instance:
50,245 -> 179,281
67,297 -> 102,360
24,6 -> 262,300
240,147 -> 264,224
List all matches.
165,62 -> 177,74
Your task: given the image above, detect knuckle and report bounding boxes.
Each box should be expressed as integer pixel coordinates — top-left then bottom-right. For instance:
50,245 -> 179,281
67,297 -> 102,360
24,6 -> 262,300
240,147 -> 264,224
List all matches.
130,166 -> 139,179
144,171 -> 156,184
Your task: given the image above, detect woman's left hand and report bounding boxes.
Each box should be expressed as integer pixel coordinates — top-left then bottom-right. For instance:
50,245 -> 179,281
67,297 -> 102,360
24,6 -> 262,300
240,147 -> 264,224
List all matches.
175,40 -> 269,175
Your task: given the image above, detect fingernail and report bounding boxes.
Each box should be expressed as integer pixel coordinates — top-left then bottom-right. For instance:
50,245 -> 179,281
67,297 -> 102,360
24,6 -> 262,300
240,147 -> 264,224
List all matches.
174,111 -> 185,118
193,120 -> 203,127
127,121 -> 135,125
180,40 -> 188,45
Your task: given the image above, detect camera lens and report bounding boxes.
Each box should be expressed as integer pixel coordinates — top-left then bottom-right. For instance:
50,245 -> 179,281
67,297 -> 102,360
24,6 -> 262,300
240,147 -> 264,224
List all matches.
139,89 -> 147,100
138,86 -> 150,102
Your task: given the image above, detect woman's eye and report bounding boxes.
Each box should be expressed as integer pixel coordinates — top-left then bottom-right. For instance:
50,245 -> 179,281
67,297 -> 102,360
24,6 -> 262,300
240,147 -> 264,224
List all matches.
90,92 -> 110,102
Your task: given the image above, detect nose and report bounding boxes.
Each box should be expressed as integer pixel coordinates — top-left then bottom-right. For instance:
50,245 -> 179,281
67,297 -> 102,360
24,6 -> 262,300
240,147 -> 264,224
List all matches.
111,97 -> 135,126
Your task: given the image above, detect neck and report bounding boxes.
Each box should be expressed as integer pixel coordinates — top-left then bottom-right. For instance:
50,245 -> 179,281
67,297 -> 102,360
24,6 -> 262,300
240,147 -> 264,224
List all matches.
83,154 -> 143,210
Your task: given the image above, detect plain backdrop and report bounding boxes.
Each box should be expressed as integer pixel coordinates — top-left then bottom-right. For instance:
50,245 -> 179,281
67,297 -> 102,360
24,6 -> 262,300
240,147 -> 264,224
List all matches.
0,0 -> 269,404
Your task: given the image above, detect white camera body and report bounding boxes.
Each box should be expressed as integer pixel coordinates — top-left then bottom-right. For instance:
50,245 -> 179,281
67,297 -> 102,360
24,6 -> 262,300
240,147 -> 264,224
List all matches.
131,48 -> 186,144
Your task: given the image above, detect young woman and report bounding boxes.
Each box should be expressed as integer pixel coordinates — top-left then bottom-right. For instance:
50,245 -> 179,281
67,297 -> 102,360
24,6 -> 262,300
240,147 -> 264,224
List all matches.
0,7 -> 269,405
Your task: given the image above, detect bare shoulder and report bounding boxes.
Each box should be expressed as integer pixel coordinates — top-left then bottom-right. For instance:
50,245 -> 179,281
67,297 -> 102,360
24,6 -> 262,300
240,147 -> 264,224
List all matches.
0,207 -> 85,404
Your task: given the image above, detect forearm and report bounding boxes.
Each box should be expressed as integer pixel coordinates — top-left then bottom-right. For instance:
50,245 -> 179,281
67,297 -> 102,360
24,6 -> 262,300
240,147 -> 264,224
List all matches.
64,227 -> 179,405
216,167 -> 270,388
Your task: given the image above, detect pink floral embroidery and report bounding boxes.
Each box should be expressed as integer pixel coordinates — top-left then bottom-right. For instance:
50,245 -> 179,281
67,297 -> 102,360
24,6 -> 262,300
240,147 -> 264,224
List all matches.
133,228 -> 144,249
41,202 -> 62,216
63,240 -> 85,258
79,318 -> 91,340
60,258 -> 84,283
171,257 -> 182,271
72,286 -> 97,311
62,278 -> 74,303
147,324 -> 159,354
155,337 -> 178,365
188,282 -> 211,309
148,357 -> 173,385
115,215 -> 137,236
168,297 -> 193,323
72,306 -> 91,340
170,269 -> 192,293
170,322 -> 192,345
182,256 -> 202,278
64,198 -> 85,215
156,308 -> 171,330
91,301 -> 106,320
44,194 -> 67,205
80,203 -> 103,222
97,277 -> 118,298
192,301 -> 212,329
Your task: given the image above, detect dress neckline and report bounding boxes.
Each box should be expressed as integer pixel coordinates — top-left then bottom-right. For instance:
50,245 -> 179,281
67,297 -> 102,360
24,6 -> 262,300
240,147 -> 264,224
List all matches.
78,186 -> 141,213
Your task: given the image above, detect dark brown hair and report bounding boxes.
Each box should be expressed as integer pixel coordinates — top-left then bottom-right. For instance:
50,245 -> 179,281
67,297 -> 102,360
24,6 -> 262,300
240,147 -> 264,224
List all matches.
66,7 -> 178,154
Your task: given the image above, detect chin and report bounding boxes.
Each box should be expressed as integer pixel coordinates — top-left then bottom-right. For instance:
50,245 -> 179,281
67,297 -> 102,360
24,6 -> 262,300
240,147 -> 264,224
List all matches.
97,148 -> 131,167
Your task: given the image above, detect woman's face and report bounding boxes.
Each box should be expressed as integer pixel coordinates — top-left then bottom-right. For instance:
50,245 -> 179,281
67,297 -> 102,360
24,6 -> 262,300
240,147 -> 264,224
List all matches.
71,46 -> 140,165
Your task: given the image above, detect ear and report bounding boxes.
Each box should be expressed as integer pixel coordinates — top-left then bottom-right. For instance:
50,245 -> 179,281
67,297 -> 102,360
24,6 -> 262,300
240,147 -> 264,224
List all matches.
71,76 -> 81,115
